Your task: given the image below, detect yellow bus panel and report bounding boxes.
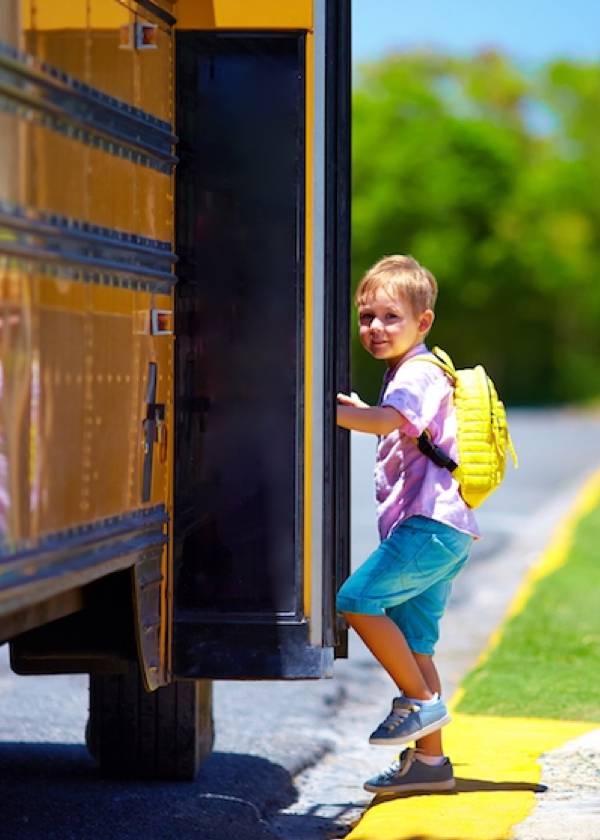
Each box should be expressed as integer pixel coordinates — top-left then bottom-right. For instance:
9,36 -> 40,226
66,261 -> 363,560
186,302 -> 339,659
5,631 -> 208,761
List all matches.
175,0 -> 312,30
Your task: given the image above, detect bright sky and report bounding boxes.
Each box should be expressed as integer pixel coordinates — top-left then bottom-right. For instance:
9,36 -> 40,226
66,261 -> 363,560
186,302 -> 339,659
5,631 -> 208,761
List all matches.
352,0 -> 600,65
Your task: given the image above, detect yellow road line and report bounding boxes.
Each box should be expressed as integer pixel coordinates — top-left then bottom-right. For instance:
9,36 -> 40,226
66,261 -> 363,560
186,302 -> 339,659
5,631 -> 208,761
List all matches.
346,468 -> 600,840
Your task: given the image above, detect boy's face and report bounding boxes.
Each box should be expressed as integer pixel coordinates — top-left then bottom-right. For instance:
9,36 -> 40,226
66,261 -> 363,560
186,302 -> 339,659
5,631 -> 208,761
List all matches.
357,289 -> 434,368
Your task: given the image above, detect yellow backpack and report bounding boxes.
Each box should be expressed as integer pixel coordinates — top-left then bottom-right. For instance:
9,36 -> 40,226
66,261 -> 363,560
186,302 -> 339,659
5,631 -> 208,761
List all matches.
407,347 -> 518,509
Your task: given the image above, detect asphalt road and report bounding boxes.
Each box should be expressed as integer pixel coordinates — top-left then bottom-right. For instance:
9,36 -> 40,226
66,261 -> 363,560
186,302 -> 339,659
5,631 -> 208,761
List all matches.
0,407 -> 599,839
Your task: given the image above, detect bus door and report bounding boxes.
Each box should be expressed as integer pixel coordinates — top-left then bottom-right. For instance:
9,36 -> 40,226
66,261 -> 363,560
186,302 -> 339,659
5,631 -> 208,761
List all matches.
173,0 -> 351,679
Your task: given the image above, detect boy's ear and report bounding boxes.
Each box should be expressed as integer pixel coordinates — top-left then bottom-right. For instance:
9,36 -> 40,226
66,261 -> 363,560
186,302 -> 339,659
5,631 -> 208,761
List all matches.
419,309 -> 435,334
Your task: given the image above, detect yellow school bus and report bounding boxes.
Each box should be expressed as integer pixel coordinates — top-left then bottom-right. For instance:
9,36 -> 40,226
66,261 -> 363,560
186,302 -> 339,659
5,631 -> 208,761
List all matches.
0,0 -> 350,778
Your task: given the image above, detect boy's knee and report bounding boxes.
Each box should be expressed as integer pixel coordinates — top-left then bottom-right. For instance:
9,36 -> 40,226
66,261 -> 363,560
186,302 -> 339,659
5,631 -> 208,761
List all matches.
413,651 -> 434,663
338,609 -> 366,627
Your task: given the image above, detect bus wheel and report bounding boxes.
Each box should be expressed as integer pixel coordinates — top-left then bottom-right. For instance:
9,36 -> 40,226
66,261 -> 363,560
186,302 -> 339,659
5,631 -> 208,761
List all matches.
86,667 -> 214,781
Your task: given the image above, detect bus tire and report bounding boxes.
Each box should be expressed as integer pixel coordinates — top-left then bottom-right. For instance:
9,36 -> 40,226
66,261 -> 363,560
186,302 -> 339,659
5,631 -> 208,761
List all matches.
86,668 -> 214,781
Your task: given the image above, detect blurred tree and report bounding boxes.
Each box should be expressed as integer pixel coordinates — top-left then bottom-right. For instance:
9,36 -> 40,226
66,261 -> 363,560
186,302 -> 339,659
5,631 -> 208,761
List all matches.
352,51 -> 600,405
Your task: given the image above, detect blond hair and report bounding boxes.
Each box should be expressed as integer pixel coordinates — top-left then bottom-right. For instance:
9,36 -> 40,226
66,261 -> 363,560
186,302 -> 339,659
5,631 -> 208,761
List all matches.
355,255 -> 438,315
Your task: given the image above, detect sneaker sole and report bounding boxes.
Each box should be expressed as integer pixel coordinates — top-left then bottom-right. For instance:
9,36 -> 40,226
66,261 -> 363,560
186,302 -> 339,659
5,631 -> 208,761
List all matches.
364,776 -> 456,794
368,713 -> 452,745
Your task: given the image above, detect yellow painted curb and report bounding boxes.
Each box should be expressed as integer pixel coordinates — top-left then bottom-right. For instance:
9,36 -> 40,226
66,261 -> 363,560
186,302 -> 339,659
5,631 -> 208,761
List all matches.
345,713 -> 595,840
346,468 -> 600,840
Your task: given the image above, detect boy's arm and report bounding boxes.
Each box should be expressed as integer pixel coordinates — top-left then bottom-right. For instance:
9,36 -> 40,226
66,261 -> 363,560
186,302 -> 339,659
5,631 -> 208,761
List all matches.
336,393 -> 403,435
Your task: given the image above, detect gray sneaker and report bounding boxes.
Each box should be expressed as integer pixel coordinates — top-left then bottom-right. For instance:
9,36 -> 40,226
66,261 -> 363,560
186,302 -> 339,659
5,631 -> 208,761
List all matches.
369,694 -> 451,745
364,748 -> 455,794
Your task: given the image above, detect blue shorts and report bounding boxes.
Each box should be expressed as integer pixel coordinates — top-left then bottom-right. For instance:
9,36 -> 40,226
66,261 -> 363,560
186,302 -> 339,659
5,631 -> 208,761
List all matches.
336,515 -> 472,656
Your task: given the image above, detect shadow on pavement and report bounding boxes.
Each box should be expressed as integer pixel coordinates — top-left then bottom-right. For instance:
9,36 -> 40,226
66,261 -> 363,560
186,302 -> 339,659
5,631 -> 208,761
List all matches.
455,777 -> 547,793
369,776 -> 546,805
0,742 -> 342,840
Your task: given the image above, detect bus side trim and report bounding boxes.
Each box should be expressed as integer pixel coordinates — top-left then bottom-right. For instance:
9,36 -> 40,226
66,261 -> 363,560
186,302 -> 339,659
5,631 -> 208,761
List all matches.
0,41 -> 177,172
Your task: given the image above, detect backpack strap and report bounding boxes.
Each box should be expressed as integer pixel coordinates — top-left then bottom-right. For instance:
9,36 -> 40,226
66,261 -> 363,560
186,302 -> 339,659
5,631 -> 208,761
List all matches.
402,347 -> 458,473
404,346 -> 456,382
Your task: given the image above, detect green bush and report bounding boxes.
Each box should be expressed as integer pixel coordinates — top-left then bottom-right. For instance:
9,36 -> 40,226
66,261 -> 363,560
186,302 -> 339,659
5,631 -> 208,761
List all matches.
352,51 -> 600,406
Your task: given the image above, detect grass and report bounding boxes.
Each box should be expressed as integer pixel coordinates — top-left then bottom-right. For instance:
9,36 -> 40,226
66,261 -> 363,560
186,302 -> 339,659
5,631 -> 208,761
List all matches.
456,497 -> 600,721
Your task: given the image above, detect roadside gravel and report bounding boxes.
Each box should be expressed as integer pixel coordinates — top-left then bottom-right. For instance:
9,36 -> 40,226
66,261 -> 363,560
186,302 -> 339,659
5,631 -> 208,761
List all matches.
515,729 -> 600,840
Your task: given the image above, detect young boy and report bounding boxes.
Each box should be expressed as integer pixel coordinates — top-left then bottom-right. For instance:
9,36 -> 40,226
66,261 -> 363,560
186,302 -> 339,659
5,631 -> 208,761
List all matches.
336,255 -> 480,794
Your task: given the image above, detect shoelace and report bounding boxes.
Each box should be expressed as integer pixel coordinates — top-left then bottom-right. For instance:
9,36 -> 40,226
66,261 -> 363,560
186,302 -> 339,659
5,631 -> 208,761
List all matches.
381,700 -> 419,731
381,748 -> 416,779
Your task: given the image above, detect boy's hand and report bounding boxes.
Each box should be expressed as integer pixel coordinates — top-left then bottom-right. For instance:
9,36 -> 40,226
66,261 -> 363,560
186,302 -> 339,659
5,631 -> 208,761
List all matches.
337,395 -> 403,435
337,391 -> 369,409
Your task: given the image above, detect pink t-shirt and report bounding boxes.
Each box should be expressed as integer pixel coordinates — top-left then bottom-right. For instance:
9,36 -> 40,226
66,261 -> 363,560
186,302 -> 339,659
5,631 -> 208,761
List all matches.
375,342 -> 481,541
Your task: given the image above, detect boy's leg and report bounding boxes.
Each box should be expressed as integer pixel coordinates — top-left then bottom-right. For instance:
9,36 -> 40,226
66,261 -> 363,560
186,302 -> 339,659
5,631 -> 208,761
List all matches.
413,652 -> 443,756
386,582 -> 452,754
346,616 -> 447,753
337,518 -> 471,746
361,650 -> 453,794
343,612 -> 434,700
